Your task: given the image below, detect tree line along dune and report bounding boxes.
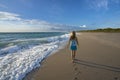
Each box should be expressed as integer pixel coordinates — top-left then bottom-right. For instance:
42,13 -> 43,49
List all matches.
79,28 -> 120,32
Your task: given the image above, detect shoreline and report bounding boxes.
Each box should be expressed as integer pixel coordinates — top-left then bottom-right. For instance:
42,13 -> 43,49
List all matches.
0,32 -> 69,80
23,33 -> 120,80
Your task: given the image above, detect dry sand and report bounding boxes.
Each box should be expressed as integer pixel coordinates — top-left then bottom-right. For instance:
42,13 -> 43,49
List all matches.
23,33 -> 120,80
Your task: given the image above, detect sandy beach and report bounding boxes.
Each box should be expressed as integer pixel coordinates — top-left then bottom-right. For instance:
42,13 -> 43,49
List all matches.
23,33 -> 120,80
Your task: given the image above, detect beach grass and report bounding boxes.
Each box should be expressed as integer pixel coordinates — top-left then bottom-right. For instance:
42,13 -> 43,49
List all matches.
79,28 -> 120,32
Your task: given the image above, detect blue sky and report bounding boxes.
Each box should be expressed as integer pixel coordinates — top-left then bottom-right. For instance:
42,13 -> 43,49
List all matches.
0,0 -> 120,32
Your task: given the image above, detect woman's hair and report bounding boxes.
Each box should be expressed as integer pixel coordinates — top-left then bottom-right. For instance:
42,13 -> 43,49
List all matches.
70,31 -> 76,40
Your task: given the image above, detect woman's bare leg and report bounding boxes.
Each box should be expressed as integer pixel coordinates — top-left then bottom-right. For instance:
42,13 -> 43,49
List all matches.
71,51 -> 73,60
73,50 -> 76,59
71,51 -> 74,62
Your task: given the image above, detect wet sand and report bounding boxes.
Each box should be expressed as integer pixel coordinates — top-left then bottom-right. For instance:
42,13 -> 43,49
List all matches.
23,33 -> 120,80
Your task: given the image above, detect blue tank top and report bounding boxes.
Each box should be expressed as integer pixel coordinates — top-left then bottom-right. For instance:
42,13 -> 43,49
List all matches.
70,40 -> 77,46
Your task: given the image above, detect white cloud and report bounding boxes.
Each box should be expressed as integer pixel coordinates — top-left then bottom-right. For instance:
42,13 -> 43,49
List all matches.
97,0 -> 108,9
87,0 -> 120,10
90,0 -> 108,10
0,11 -> 81,32
0,11 -> 21,21
23,19 -> 49,25
80,25 -> 87,28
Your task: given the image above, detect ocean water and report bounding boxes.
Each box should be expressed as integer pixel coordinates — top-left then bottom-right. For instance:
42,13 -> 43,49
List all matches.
0,32 -> 69,80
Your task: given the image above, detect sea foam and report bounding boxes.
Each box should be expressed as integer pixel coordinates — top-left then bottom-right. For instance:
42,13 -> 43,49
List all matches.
0,33 -> 69,80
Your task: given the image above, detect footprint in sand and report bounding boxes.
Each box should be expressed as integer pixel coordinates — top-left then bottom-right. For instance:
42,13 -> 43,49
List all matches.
74,77 -> 78,80
74,67 -> 78,71
75,71 -> 81,76
114,77 -> 119,80
73,62 -> 82,80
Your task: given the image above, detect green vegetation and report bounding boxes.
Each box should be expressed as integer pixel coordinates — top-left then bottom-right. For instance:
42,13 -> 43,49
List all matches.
79,28 -> 120,32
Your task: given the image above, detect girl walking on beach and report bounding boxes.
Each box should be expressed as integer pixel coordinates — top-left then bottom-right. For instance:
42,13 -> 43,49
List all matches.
69,31 -> 79,62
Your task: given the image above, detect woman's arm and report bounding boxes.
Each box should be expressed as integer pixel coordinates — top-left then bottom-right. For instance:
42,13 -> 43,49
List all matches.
76,37 -> 79,46
68,37 -> 71,47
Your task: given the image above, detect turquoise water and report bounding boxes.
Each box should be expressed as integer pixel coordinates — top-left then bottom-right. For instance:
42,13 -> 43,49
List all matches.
0,32 -> 69,80
0,32 -> 65,49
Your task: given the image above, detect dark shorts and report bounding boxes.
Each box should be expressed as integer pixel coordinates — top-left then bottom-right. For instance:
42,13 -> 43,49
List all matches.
70,46 -> 77,50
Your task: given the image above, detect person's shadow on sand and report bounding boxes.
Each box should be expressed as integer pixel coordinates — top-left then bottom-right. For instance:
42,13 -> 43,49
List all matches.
74,59 -> 120,72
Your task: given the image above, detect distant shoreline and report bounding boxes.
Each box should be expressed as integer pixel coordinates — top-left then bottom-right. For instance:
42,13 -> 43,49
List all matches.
78,28 -> 120,32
